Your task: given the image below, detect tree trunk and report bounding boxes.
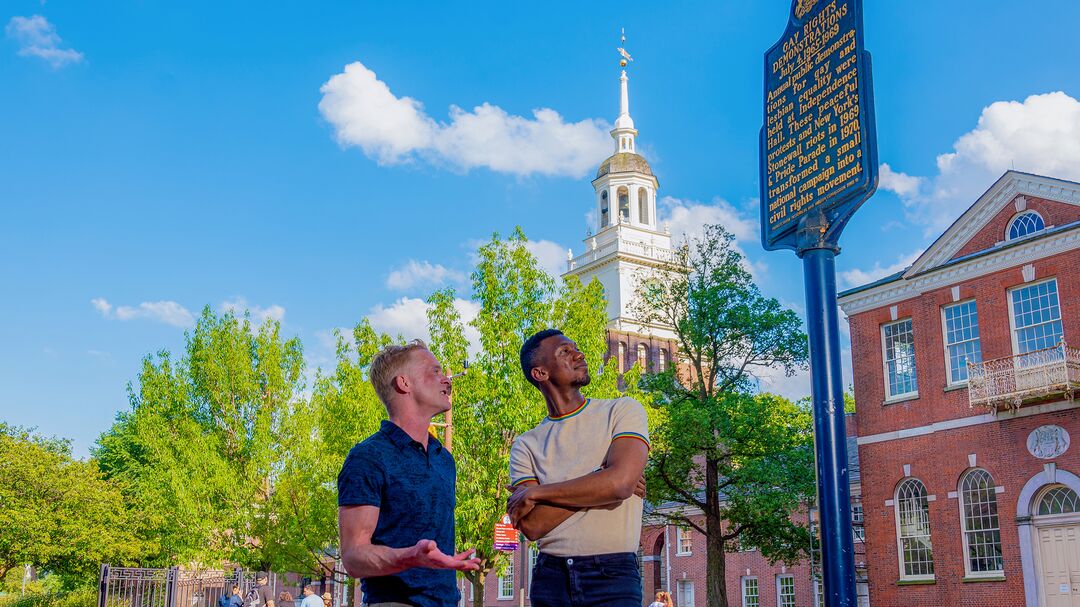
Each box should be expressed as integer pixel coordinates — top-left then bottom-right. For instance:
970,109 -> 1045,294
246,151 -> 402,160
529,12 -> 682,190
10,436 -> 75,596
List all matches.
470,569 -> 488,607
705,458 -> 729,607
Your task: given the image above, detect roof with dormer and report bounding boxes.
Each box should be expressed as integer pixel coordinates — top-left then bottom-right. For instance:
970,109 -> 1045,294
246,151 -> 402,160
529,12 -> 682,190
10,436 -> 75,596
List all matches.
837,170 -> 1080,315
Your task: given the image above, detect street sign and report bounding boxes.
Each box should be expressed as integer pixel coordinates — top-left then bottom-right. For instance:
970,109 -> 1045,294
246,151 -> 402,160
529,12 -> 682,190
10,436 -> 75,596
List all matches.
760,0 -> 878,251
493,515 -> 519,552
758,1 -> 879,606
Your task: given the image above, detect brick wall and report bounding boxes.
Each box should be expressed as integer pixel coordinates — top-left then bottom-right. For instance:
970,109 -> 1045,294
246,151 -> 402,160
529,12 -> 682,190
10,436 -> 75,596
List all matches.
846,185 -> 1080,607
848,248 -> 1080,438
951,196 -> 1079,260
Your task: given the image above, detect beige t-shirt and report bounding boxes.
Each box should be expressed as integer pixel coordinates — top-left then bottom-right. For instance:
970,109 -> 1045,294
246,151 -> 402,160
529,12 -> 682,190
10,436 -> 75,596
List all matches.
508,396 -> 650,557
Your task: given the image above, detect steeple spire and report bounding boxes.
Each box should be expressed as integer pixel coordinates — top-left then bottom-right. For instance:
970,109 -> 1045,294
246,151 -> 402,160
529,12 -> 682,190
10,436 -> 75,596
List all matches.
612,28 -> 637,154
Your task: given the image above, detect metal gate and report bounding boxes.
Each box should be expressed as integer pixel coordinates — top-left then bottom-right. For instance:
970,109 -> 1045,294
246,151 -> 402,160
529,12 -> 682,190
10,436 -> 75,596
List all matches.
98,566 -> 275,607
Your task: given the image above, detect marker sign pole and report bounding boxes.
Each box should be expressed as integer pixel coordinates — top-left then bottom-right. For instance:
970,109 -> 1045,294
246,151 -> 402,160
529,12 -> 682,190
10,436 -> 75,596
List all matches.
759,1 -> 878,605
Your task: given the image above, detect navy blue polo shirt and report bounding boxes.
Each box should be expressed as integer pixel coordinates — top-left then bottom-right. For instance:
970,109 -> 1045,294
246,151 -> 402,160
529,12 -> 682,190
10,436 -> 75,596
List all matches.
338,420 -> 458,607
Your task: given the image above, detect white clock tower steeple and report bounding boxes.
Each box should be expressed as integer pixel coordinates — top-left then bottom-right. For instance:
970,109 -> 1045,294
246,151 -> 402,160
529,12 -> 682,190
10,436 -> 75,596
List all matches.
565,35 -> 685,369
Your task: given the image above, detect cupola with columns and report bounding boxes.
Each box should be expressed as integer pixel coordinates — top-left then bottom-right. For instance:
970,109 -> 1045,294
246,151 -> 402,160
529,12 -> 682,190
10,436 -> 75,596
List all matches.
565,33 -> 685,354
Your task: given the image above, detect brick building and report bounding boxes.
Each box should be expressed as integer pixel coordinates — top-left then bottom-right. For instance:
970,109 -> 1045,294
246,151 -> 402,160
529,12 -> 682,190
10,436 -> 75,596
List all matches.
838,171 -> 1080,607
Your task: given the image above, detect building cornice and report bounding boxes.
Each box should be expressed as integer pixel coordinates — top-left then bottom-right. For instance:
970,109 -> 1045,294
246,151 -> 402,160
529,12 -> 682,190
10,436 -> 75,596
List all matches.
839,224 -> 1080,315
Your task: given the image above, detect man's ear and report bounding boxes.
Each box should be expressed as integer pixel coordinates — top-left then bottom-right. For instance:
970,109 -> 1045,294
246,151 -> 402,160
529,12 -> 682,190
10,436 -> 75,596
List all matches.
530,366 -> 549,384
393,374 -> 411,394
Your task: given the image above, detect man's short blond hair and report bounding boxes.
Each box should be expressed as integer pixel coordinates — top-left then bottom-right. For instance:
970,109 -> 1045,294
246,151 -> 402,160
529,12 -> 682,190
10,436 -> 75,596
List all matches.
369,339 -> 430,409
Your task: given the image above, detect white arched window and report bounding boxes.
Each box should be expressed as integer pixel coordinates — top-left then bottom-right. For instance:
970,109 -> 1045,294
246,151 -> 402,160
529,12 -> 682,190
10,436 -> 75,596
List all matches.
636,343 -> 650,372
600,191 -> 609,228
895,478 -> 934,580
618,187 -> 630,221
1007,211 -> 1045,240
638,188 -> 649,225
1036,485 -> 1080,515
959,469 -> 1003,575
618,341 -> 627,373
658,348 -> 669,372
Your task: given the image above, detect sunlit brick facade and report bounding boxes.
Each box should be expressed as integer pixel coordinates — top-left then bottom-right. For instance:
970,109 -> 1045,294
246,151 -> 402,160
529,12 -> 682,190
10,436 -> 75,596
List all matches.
839,171 -> 1080,607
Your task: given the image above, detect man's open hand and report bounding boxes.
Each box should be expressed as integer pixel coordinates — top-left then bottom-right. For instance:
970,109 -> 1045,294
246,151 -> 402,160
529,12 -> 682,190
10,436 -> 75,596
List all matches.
403,540 -> 480,571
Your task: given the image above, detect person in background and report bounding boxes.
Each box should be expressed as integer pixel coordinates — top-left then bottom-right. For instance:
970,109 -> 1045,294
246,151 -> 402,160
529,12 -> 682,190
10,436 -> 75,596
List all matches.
218,586 -> 243,607
248,574 -> 275,607
299,586 -> 322,607
320,592 -> 331,607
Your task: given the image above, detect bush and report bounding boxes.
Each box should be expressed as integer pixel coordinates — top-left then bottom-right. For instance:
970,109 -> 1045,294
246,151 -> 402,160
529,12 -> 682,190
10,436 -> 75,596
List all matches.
0,589 -> 96,607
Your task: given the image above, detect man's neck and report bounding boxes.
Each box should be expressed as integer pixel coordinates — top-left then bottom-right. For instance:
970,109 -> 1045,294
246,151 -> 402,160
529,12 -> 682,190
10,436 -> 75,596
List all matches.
544,385 -> 586,418
389,408 -> 433,448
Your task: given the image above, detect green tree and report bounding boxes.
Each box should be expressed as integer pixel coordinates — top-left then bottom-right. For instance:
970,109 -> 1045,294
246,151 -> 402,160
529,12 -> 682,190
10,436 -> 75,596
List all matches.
425,228 -> 621,607
259,320 -> 393,577
95,308 -> 305,569
0,425 -> 141,586
634,224 -> 814,607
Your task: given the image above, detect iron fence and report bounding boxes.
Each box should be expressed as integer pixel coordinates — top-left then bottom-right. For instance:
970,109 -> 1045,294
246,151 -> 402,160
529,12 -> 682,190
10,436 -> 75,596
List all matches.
98,566 -> 277,607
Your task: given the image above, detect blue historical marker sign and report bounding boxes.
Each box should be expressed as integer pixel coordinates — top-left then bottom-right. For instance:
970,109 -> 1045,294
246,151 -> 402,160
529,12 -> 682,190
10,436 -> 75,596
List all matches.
760,0 -> 878,251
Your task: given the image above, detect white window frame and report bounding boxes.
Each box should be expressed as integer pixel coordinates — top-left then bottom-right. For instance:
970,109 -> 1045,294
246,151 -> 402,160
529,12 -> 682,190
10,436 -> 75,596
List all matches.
1005,210 -> 1046,241
852,503 -> 865,542
814,579 -> 824,607
676,579 -> 695,607
676,526 -> 692,555
1008,277 -> 1063,356
958,468 -> 1004,578
941,300 -> 982,386
881,318 -> 918,400
526,544 -> 539,597
776,574 -> 796,607
497,556 -> 514,600
741,577 -> 759,607
894,478 -> 935,582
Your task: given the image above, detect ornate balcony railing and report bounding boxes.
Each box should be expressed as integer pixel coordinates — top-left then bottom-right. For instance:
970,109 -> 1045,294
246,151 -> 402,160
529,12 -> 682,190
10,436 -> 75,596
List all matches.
968,342 -> 1080,412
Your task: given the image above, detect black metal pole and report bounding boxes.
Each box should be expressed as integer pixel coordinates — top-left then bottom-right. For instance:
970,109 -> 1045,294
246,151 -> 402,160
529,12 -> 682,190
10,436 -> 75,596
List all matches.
800,246 -> 857,607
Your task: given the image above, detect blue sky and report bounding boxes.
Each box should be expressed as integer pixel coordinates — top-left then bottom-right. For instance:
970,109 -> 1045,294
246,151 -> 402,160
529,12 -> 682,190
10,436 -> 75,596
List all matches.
3,1 -> 1080,457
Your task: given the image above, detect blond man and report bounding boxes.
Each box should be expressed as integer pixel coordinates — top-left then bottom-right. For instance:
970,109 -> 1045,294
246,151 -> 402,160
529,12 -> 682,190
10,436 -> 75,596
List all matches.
338,340 -> 480,607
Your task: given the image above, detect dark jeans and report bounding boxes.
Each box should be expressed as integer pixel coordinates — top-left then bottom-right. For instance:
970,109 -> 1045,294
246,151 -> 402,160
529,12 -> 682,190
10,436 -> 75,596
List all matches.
530,552 -> 642,607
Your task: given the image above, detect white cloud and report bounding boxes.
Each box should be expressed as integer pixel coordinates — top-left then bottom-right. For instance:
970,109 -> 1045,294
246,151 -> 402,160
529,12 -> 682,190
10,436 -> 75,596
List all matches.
886,92 -> 1080,234
367,297 -> 430,340
524,239 -> 569,279
90,297 -> 111,316
221,297 -> 286,325
366,296 -> 482,356
837,249 -> 923,289
659,195 -> 758,244
5,15 -> 83,68
878,163 -> 924,198
318,61 -> 612,178
658,195 -> 767,277
92,298 -> 195,327
386,260 -> 466,291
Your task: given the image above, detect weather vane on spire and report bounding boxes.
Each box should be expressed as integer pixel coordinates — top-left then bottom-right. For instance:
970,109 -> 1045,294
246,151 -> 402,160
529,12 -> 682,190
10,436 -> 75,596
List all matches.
617,28 -> 633,67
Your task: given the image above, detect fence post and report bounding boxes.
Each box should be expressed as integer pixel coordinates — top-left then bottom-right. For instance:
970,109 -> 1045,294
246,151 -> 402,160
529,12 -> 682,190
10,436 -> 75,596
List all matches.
98,565 -> 110,607
166,566 -> 180,607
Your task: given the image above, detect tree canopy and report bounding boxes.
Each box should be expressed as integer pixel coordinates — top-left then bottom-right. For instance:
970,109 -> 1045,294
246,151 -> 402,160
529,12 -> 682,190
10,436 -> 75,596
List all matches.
634,224 -> 814,607
0,424 -> 141,586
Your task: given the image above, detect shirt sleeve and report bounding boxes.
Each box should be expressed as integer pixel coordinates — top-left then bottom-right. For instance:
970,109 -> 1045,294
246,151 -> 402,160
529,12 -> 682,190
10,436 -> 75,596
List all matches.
336,445 -> 384,507
611,397 -> 650,449
508,437 -> 538,488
